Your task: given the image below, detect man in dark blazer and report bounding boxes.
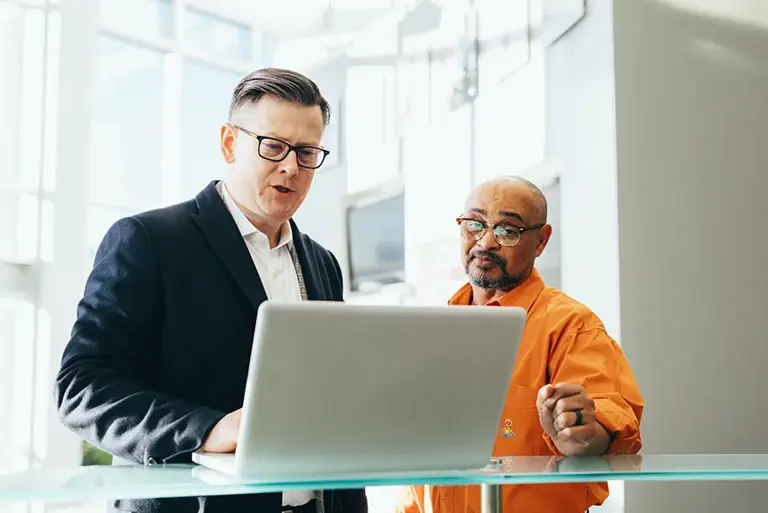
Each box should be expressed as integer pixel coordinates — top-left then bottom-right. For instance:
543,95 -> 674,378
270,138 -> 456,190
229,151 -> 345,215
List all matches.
54,68 -> 368,513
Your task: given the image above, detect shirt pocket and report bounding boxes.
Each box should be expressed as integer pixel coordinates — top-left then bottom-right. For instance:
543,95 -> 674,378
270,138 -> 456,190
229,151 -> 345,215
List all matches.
493,384 -> 544,457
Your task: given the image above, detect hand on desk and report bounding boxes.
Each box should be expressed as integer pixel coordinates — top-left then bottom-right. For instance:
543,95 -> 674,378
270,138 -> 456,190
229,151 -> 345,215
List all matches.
537,384 -> 610,457
201,409 -> 241,453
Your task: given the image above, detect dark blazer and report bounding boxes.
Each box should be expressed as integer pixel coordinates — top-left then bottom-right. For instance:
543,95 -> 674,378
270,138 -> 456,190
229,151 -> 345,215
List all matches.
55,181 -> 367,513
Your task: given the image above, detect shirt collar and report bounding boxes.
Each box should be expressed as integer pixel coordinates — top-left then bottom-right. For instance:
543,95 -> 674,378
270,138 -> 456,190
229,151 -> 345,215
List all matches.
448,268 -> 546,311
221,183 -> 293,250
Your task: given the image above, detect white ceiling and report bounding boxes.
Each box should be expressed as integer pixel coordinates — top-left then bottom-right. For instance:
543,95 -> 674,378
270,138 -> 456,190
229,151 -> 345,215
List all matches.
187,0 -> 408,38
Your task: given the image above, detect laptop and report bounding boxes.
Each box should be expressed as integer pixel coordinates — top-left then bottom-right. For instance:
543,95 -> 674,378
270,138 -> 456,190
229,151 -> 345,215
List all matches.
192,300 -> 526,481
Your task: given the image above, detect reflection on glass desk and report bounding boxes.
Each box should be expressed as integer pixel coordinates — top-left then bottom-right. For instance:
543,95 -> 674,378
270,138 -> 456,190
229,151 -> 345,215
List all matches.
1,454 -> 768,503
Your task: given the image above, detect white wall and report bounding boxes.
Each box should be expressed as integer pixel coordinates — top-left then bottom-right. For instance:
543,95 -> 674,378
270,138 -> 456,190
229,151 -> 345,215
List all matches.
402,104 -> 473,306
294,160 -> 348,271
545,3 -> 623,512
546,0 -> 621,338
548,2 -> 768,511
292,62 -> 350,276
613,1 -> 768,512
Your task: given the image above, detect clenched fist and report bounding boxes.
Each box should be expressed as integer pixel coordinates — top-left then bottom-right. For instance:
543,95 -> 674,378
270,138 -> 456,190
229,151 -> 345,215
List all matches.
537,383 -> 610,457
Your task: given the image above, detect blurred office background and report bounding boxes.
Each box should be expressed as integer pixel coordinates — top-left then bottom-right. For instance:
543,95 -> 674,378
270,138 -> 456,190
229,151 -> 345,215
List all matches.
1,0 -> 767,512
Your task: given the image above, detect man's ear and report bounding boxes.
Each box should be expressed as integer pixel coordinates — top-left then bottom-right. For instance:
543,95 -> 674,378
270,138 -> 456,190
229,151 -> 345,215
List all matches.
220,123 -> 237,164
535,224 -> 552,257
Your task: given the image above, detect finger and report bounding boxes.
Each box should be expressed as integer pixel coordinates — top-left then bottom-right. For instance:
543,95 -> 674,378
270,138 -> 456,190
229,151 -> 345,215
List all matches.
553,410 -> 595,431
538,410 -> 557,439
537,385 -> 558,437
537,384 -> 555,409
544,383 -> 581,409
552,383 -> 585,399
554,395 -> 594,417
545,383 -> 586,410
557,425 -> 596,445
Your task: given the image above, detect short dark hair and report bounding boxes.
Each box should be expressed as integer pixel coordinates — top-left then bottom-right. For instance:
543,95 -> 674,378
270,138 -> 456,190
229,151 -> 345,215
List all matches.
228,67 -> 331,126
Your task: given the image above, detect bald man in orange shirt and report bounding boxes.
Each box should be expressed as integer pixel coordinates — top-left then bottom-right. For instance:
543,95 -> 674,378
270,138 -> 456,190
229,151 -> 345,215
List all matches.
398,177 -> 644,513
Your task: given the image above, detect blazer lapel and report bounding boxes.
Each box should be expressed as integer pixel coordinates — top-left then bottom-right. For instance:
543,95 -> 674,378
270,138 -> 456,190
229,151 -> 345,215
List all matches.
192,181 -> 268,310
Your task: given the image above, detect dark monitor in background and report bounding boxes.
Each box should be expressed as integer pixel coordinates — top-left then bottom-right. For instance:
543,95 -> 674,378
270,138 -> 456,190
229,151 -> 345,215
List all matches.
345,191 -> 405,292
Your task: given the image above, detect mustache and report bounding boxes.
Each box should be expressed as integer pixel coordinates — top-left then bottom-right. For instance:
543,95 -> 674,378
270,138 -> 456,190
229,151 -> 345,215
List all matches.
469,250 -> 506,267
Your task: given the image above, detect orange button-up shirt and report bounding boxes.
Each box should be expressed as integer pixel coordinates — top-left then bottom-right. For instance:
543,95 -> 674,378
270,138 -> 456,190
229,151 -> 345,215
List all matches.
400,269 -> 644,513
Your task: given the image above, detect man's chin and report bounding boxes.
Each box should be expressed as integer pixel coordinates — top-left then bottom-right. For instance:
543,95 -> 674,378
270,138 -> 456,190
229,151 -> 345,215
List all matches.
263,202 -> 300,221
467,269 -> 522,292
468,270 -> 499,288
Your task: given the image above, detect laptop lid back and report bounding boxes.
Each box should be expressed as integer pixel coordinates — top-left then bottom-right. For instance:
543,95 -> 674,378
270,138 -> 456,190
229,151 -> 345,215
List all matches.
235,301 -> 525,479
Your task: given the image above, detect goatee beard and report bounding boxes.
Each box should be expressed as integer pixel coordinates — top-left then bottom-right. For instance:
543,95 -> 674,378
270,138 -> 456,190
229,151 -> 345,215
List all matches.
466,250 -> 524,292
466,267 -> 525,292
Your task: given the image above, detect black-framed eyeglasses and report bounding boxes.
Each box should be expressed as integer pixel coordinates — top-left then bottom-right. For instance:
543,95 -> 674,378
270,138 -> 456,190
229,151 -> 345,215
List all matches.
456,217 -> 544,247
232,124 -> 330,170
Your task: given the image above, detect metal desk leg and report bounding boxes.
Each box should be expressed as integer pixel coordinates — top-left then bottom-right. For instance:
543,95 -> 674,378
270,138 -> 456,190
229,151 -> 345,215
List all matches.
481,482 -> 502,513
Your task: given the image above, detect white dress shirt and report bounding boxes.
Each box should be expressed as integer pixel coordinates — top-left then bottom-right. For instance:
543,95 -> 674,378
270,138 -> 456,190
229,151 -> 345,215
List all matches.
220,185 -> 314,508
221,185 -> 302,303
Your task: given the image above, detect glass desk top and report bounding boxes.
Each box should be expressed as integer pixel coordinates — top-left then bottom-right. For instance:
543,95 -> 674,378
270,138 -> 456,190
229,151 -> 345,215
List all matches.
2,454 -> 768,503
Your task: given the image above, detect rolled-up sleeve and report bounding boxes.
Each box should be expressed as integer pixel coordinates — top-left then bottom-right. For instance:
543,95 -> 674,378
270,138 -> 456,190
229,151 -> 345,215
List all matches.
543,327 -> 644,455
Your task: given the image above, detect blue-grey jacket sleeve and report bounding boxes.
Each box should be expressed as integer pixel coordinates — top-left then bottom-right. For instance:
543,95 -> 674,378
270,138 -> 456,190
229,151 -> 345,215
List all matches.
54,217 -> 225,465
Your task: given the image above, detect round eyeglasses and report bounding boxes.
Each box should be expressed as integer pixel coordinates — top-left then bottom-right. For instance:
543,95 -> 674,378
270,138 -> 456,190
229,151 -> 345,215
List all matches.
456,217 -> 544,247
233,124 -> 330,170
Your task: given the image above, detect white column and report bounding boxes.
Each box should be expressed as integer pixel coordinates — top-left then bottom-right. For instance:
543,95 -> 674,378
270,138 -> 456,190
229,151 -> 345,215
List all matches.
0,1 -> 24,188
614,1 -> 768,512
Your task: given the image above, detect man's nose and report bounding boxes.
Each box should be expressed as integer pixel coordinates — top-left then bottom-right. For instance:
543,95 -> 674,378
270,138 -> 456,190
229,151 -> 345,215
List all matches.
476,228 -> 499,250
280,150 -> 300,176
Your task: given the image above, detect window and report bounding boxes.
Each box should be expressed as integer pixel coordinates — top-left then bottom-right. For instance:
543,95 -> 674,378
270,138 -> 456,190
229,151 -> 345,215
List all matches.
395,58 -> 430,136
97,0 -> 174,39
3,195 -> 54,264
85,6 -> 258,264
429,57 -> 466,121
401,102 -> 472,240
473,45 -> 545,185
0,298 -> 35,471
0,0 -> 261,486
14,194 -> 39,263
345,66 -> 397,193
0,1 -> 59,483
0,2 -> 58,263
182,7 -> 253,63
0,192 -> 32,262
476,0 -> 529,94
180,60 -> 241,198
87,35 -> 166,269
345,19 -> 398,58
0,2 -> 46,191
330,0 -> 390,8
400,104 -> 473,305
89,36 -> 165,209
